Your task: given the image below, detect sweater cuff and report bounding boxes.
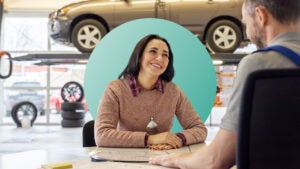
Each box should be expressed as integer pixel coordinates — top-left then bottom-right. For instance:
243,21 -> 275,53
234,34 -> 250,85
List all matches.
144,133 -> 149,147
176,133 -> 187,146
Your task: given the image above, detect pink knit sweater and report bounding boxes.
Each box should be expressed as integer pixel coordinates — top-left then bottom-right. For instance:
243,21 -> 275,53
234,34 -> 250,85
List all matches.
94,78 -> 207,147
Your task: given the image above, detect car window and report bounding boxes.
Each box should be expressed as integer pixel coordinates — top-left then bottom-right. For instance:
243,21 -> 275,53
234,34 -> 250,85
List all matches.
12,82 -> 41,87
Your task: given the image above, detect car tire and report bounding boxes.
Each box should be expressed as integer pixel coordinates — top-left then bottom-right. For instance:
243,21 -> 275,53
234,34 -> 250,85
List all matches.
206,20 -> 242,53
61,81 -> 84,102
61,110 -> 85,120
11,101 -> 38,127
61,102 -> 85,111
71,19 -> 107,53
61,119 -> 85,127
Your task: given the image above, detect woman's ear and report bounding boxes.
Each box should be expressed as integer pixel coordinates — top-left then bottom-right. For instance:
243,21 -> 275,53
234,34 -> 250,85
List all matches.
254,5 -> 268,27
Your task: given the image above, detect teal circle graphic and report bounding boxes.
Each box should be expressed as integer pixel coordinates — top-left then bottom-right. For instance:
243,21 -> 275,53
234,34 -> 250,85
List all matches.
84,18 -> 216,133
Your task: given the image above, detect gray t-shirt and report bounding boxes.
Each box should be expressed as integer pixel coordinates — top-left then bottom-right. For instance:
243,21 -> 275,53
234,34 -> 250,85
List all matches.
220,32 -> 300,132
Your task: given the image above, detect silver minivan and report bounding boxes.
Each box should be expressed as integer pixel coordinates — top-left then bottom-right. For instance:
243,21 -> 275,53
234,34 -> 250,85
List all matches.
49,0 -> 246,53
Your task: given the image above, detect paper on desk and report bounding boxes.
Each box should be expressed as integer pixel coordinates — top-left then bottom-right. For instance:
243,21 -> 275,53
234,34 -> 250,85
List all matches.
89,146 -> 190,162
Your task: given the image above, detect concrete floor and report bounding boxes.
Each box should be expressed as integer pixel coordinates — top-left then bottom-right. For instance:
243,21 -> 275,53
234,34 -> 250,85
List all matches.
0,125 -> 83,155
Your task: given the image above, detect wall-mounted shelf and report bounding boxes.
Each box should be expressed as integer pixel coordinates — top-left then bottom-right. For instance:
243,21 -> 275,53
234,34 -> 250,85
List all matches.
12,52 -> 90,65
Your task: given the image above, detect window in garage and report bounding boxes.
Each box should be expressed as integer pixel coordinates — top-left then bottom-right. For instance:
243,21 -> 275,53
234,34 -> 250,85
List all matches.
1,14 -> 78,52
0,13 -> 90,126
1,61 -> 90,125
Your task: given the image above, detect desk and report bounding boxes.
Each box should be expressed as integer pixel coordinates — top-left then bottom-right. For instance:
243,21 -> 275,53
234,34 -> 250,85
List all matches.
0,144 -> 205,169
0,148 -> 87,169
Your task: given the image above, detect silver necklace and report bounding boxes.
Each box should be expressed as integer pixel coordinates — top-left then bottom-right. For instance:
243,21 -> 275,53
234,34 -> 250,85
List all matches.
146,115 -> 158,134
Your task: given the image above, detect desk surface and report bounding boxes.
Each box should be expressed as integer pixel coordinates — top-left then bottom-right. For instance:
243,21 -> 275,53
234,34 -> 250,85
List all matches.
0,144 -> 205,169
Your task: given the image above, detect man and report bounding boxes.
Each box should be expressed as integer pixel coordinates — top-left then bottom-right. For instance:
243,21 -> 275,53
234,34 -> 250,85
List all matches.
149,0 -> 300,168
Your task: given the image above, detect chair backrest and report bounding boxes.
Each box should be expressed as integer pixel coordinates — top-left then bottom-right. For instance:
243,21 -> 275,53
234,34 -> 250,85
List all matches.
82,120 -> 96,147
237,68 -> 300,169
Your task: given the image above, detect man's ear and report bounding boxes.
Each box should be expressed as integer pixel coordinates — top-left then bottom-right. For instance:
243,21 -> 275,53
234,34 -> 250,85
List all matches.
255,5 -> 268,27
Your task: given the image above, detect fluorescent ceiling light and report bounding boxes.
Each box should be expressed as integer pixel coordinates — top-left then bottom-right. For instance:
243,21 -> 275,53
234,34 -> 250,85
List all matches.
213,60 -> 223,65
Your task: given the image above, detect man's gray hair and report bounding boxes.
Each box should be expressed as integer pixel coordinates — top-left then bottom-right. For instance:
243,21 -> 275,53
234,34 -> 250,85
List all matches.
245,0 -> 300,24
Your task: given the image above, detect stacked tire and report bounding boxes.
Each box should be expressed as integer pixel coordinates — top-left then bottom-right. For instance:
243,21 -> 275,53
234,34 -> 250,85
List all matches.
60,81 -> 86,127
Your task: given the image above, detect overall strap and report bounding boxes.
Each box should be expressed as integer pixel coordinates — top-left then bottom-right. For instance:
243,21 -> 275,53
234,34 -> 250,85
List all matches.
253,45 -> 300,66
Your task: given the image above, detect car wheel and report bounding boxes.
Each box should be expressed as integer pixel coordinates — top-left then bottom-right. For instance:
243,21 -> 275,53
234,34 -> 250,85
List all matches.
61,81 -> 84,102
206,20 -> 242,53
11,101 -> 38,127
72,19 -> 107,53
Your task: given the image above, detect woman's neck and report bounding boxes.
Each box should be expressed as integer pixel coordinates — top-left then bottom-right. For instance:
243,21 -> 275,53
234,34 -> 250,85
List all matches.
137,73 -> 158,90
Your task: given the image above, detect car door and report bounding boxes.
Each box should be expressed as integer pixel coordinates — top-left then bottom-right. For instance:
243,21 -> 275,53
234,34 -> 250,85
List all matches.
112,0 -> 170,28
167,0 -> 221,35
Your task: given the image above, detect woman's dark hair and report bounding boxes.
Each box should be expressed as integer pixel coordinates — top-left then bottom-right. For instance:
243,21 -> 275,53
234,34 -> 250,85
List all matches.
118,34 -> 174,82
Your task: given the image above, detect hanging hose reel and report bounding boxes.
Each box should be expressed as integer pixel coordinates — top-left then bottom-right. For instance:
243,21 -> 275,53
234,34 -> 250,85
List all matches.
0,51 -> 13,79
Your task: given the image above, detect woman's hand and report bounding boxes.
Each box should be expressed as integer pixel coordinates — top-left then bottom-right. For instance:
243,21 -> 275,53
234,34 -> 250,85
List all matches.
149,144 -> 173,150
147,132 -> 183,149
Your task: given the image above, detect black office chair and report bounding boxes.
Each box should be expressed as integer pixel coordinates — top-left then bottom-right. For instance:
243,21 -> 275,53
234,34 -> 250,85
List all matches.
82,120 -> 96,147
237,68 -> 300,169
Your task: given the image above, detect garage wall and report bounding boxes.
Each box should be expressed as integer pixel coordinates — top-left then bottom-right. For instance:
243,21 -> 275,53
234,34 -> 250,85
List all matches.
4,0 -> 83,11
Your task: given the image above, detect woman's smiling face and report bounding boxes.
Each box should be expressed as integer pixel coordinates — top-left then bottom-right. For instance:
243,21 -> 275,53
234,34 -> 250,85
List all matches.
139,39 -> 170,78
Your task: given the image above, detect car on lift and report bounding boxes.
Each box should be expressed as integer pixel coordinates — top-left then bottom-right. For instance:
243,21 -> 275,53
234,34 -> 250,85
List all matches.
48,0 -> 246,53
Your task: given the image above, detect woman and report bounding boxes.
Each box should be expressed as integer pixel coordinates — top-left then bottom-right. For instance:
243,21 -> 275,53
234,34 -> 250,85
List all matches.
94,34 -> 207,149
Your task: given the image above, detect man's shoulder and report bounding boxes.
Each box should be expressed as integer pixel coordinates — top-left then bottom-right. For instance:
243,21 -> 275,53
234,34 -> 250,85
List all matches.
239,52 -> 265,67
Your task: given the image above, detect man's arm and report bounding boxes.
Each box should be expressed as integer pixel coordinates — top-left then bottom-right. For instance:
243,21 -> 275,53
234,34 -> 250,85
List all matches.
149,128 -> 237,169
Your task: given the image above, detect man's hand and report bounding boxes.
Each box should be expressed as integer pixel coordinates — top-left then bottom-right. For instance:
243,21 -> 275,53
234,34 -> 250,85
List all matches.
149,129 -> 237,169
149,152 -> 198,169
